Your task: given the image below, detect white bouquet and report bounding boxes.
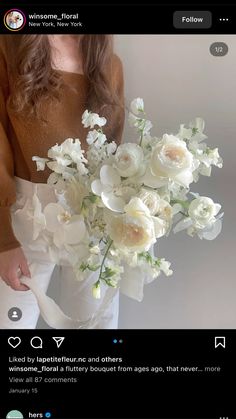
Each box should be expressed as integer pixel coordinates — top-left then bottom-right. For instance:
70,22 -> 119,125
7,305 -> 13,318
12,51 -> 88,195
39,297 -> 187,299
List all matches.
32,98 -> 223,301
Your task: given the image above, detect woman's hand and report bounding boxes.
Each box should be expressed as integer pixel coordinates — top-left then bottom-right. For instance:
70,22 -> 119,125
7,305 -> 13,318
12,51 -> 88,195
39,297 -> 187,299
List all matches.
0,247 -> 31,291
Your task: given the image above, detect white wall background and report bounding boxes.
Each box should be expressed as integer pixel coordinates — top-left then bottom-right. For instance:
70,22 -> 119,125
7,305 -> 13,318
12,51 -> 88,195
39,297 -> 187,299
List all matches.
114,35 -> 236,328
38,35 -> 236,329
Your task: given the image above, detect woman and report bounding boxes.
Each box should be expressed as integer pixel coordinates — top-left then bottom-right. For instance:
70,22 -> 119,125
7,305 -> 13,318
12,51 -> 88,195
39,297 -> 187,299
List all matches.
0,35 -> 124,329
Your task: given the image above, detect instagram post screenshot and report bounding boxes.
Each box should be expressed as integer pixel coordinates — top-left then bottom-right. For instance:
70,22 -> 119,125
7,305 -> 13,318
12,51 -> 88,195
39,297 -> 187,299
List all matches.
0,1 -> 236,418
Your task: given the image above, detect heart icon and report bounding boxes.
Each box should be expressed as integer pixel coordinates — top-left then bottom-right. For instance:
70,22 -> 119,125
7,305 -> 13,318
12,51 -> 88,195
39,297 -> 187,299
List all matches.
8,336 -> 21,348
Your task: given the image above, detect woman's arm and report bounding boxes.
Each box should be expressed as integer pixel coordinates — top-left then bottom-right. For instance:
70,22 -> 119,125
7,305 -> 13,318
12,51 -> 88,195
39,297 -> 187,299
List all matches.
0,39 -> 21,253
0,39 -> 31,291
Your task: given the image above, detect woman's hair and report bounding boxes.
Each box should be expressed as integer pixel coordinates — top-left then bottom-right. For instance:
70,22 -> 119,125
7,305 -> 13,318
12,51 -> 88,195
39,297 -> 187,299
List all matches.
5,35 -> 118,117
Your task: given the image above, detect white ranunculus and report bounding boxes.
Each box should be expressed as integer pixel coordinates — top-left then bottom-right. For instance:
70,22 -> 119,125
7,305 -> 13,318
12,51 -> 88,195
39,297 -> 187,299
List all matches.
114,143 -> 145,177
32,156 -> 49,171
107,198 -> 156,252
150,134 -> 194,188
188,197 -> 221,229
130,98 -> 144,115
82,110 -> 106,129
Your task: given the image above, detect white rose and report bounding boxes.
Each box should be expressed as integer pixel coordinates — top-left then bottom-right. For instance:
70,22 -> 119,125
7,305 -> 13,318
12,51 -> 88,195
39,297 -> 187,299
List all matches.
107,198 -> 156,252
138,189 -> 161,215
130,98 -> 144,115
188,197 -> 221,229
138,189 -> 172,223
150,134 -> 194,187
114,143 -> 145,177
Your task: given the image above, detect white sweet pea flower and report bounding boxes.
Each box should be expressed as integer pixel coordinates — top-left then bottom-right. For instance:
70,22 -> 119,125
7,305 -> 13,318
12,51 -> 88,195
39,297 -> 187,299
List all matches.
92,283 -> 101,299
130,98 -> 144,115
159,259 -> 173,276
177,118 -> 207,143
32,156 -> 49,171
43,203 -> 87,248
150,134 -> 194,188
188,197 -> 221,229
128,113 -> 153,134
82,110 -> 106,129
177,124 -> 193,141
189,118 -> 208,142
114,143 -> 145,177
86,129 -> 107,148
46,138 -> 88,177
91,165 -> 134,212
106,141 -> 117,155
197,148 -> 223,170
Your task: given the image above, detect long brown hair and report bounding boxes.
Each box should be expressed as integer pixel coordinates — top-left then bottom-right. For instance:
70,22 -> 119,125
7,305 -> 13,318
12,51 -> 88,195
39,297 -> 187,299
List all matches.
5,35 -> 118,117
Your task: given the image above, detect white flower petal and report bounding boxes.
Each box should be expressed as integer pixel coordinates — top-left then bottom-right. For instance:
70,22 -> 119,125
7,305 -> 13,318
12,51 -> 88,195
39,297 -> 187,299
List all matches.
101,191 -> 125,212
174,170 -> 193,188
44,203 -> 63,232
91,179 -> 103,196
214,203 -> 221,215
142,167 -> 167,188
63,217 -> 86,244
152,216 -> 166,238
173,217 -> 192,233
201,219 -> 222,240
130,98 -> 144,115
100,165 -> 121,187
32,156 -> 49,171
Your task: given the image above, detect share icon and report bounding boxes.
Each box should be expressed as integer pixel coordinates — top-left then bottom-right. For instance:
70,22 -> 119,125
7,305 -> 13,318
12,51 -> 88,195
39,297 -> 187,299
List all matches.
52,337 -> 65,348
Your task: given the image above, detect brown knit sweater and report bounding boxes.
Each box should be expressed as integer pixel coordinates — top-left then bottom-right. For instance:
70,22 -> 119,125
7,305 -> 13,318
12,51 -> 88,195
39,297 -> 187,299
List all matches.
0,38 -> 125,253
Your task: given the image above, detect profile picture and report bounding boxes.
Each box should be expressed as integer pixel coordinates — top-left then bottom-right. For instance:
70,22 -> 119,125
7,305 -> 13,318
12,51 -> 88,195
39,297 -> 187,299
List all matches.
4,9 -> 26,31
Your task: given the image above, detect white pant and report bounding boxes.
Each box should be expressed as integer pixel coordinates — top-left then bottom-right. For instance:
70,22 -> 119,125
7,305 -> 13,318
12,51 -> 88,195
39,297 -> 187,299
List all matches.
0,177 -> 119,329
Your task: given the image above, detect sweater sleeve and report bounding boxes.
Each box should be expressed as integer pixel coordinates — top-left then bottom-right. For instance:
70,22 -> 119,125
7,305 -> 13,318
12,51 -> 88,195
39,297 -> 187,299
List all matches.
108,54 -> 125,145
0,40 -> 21,253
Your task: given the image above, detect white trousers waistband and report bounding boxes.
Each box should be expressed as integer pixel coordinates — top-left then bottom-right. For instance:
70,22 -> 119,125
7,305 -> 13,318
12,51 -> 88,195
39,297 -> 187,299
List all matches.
15,176 -> 57,206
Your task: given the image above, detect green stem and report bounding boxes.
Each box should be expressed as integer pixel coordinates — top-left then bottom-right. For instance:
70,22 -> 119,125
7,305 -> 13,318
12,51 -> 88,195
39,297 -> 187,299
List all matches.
98,239 -> 113,282
171,199 -> 190,209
